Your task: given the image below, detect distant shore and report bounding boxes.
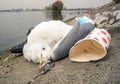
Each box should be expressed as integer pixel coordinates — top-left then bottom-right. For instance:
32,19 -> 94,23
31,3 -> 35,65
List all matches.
0,8 -> 92,13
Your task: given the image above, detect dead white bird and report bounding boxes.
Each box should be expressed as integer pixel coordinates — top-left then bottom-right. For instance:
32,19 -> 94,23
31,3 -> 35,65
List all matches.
23,20 -> 72,66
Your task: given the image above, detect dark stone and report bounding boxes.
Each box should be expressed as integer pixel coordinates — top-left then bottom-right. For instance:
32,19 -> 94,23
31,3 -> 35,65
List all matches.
10,42 -> 26,53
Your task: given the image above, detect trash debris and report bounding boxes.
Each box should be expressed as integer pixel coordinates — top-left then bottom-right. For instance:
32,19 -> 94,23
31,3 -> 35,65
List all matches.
69,28 -> 111,62
51,20 -> 95,61
27,59 -> 55,84
75,16 -> 94,24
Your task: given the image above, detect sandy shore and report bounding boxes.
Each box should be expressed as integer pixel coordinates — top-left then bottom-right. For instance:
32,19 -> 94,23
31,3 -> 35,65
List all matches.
0,2 -> 120,84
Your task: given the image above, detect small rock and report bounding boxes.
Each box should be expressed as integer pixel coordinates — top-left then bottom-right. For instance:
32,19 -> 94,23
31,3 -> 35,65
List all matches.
113,10 -> 120,20
112,7 -> 116,10
95,64 -> 100,67
108,18 -> 115,25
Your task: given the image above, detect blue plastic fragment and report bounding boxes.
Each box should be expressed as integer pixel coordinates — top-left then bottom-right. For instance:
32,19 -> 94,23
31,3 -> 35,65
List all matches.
75,16 -> 94,24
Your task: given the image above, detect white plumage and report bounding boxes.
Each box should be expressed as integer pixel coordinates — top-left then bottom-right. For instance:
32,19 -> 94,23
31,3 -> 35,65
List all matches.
23,20 -> 72,64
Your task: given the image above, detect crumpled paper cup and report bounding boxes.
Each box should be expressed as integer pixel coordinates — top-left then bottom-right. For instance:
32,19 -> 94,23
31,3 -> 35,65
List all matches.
69,28 -> 111,62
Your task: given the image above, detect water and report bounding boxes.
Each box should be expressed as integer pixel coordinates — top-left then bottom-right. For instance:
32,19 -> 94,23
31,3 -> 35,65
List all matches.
0,10 -> 85,53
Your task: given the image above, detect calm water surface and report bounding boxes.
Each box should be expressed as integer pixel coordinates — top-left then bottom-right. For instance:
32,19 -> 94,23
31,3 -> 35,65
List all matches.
0,10 -> 85,53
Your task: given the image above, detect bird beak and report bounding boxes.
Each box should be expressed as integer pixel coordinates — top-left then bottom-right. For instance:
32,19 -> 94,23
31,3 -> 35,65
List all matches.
39,54 -> 48,68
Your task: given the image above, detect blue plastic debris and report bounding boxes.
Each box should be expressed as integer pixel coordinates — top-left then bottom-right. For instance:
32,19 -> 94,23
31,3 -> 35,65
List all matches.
75,16 -> 94,24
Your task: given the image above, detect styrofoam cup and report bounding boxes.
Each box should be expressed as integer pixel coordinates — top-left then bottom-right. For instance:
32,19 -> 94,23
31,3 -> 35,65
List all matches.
69,28 -> 111,62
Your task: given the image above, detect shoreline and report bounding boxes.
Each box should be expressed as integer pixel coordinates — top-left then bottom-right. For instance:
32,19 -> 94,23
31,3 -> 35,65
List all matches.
0,2 -> 120,84
0,16 -> 76,63
0,1 -> 120,65
0,2 -> 120,66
